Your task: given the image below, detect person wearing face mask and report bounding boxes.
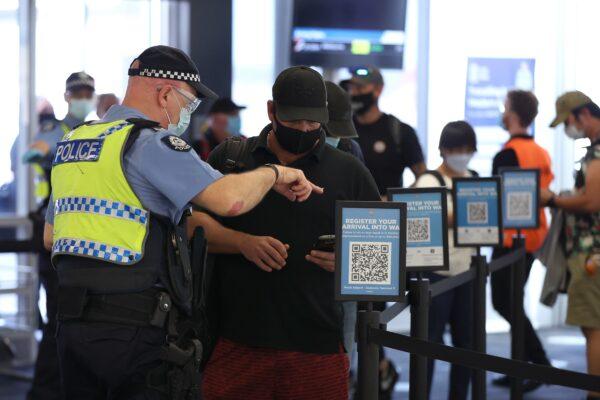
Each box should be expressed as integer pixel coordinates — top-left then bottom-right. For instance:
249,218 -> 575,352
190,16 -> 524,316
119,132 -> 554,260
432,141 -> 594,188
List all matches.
192,97 -> 246,160
542,91 -> 600,400
189,66 -> 380,400
340,66 -> 426,197
25,72 -> 96,208
414,121 -> 478,400
42,46 -> 323,399
491,89 -> 554,392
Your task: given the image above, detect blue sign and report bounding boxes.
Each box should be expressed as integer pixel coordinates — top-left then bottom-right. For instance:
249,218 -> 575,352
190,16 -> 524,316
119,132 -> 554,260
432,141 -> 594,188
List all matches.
388,188 -> 449,272
500,168 -> 540,229
465,58 -> 535,127
453,178 -> 502,247
335,202 -> 406,302
53,139 -> 104,165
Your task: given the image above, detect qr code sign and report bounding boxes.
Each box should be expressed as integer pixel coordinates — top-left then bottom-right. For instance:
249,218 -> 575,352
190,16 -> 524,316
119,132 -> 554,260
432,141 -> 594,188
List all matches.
349,242 -> 391,285
507,192 -> 532,220
408,217 -> 431,243
467,202 -> 488,224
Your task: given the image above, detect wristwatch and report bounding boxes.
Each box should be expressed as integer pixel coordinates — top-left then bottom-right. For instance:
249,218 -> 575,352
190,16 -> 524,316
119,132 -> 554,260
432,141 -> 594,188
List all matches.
262,163 -> 280,183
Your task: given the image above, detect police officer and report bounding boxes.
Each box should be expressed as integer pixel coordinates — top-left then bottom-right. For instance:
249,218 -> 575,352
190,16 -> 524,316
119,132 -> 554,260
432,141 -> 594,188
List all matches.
25,72 -> 96,206
24,74 -> 94,400
43,45 -> 322,399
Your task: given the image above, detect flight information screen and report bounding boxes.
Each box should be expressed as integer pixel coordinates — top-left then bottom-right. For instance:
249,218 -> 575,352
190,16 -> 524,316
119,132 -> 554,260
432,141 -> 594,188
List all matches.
291,0 -> 407,69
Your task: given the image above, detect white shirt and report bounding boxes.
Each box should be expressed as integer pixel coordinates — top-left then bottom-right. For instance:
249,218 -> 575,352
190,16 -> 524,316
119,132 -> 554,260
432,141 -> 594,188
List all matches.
414,171 -> 477,276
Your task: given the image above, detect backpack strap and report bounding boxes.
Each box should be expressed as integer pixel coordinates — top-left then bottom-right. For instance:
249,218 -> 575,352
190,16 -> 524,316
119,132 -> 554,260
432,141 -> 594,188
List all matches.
388,115 -> 404,154
468,169 -> 479,177
221,137 -> 250,173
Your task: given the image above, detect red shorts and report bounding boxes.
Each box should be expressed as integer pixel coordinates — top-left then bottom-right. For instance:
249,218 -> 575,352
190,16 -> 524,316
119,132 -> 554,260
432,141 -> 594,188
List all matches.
202,338 -> 349,400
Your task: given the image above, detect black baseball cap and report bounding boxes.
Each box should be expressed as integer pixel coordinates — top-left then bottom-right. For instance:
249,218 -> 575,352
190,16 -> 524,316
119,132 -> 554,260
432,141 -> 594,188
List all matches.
209,97 -> 246,114
324,81 -> 358,138
128,45 -> 217,99
340,66 -> 384,89
439,121 -> 477,151
65,72 -> 95,92
272,66 -> 328,124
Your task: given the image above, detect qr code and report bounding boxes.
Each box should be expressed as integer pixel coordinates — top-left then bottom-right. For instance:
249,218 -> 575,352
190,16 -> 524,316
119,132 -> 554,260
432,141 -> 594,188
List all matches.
467,202 -> 488,224
408,217 -> 431,242
507,192 -> 532,220
349,242 -> 391,285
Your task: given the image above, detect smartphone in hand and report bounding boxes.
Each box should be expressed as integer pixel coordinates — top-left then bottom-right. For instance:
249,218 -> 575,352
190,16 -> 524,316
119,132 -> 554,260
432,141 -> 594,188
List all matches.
313,235 -> 335,252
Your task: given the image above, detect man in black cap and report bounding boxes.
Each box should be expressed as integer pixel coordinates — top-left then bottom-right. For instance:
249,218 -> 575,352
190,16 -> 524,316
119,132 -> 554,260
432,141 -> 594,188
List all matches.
191,97 -> 246,160
22,72 -> 94,400
193,66 -> 380,400
323,80 -> 365,164
44,46 -> 322,399
342,66 -> 426,197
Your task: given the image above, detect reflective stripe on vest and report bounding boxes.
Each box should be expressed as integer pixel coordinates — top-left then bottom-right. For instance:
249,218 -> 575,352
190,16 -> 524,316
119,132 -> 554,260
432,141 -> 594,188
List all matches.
50,120 -> 148,265
33,122 -> 70,203
503,137 -> 554,252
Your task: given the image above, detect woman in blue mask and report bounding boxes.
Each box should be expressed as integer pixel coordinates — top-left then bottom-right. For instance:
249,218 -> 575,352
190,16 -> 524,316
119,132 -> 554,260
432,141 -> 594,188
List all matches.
413,120 -> 478,400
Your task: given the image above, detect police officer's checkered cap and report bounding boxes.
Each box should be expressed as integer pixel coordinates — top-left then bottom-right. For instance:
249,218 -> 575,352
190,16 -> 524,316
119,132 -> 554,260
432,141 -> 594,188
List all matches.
128,45 -> 217,99
66,71 -> 95,92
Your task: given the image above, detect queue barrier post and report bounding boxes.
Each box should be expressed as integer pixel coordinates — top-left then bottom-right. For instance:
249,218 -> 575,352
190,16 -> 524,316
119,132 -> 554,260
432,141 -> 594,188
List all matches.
510,235 -> 526,400
357,306 -> 380,400
409,276 -> 430,400
471,252 -> 488,400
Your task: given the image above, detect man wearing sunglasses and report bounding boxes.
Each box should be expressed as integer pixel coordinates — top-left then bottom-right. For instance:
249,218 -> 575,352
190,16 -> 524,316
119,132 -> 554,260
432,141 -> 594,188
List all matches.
42,46 -> 322,399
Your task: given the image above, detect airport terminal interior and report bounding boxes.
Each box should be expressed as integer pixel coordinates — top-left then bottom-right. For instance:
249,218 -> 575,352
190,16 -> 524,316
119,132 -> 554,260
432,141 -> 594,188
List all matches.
1,0 -> 600,399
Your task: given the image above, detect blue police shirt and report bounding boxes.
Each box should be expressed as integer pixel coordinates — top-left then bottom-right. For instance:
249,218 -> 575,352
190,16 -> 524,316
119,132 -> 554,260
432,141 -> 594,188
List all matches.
46,105 -> 223,225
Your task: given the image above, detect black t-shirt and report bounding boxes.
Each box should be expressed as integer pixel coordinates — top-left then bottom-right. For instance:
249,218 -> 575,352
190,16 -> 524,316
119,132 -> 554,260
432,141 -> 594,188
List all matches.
355,113 -> 424,194
207,124 -> 380,354
491,134 -> 531,175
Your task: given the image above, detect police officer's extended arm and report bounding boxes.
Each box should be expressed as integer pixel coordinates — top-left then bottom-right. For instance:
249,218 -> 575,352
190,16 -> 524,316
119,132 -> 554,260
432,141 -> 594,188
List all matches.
192,165 -> 323,217
542,159 -> 600,213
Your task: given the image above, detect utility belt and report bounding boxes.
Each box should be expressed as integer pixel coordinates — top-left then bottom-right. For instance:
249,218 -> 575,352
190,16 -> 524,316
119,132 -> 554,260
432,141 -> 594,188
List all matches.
57,286 -> 171,328
57,286 -> 204,399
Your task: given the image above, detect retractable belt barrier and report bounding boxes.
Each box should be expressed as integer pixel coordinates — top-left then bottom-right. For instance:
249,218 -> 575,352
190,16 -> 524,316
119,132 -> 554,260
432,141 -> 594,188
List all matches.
356,237 -> 600,400
369,329 -> 600,392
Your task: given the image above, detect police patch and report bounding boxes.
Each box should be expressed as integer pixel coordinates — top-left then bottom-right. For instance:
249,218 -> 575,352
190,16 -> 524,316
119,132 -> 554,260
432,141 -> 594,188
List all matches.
53,139 -> 104,165
162,135 -> 191,152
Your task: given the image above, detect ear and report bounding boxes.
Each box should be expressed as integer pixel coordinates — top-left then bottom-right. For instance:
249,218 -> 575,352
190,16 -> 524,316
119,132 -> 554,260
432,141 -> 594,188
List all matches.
267,100 -> 275,123
374,84 -> 384,98
157,85 -> 172,109
64,92 -> 70,103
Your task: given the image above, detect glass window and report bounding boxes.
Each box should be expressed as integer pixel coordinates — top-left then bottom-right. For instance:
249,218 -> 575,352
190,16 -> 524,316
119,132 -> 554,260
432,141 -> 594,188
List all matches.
231,0 -> 275,137
35,0 -> 166,121
0,2 -> 20,216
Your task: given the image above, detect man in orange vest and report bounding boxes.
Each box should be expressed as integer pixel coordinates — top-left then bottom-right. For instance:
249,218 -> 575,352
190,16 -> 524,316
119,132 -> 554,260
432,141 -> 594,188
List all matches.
491,90 -> 554,391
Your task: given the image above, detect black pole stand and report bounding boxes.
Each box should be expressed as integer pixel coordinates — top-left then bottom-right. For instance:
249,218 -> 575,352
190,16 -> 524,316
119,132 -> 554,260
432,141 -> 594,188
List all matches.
409,274 -> 430,400
357,302 -> 380,400
471,247 -> 488,400
510,233 -> 526,400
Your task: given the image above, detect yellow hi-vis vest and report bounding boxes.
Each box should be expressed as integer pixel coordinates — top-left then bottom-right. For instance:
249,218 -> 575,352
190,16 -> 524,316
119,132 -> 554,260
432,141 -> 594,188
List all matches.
50,120 -> 149,265
34,122 -> 70,203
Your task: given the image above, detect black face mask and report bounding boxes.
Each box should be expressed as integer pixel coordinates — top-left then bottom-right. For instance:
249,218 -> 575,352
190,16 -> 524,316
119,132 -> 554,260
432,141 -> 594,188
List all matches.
351,92 -> 376,115
273,119 -> 322,154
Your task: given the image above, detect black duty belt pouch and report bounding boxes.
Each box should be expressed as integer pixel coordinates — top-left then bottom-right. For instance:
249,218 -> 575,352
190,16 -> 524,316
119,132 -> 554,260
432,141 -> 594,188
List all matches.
165,221 -> 193,316
57,287 -> 88,321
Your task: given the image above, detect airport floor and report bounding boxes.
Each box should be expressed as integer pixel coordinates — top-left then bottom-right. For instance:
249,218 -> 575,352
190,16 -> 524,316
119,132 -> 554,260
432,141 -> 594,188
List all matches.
0,326 -> 589,400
